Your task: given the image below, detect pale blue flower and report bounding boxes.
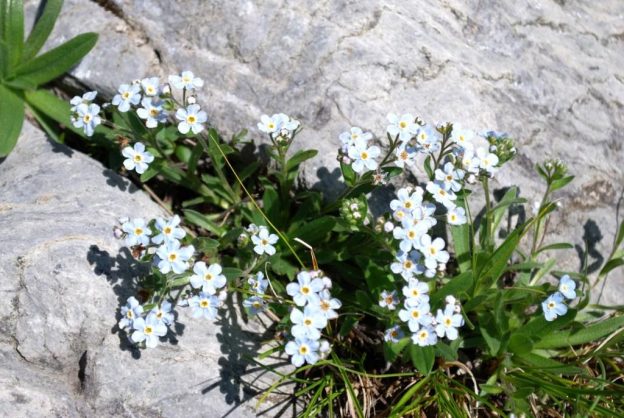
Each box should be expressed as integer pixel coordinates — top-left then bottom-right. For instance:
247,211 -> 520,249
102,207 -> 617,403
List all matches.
558,275 -> 577,300
286,271 -> 324,306
257,113 -> 299,135
72,103 -> 101,137
447,206 -> 467,226
390,187 -> 424,214
390,250 -> 425,280
398,302 -> 432,332
418,234 -> 450,270
155,241 -> 194,274
379,290 -> 399,310
402,279 -> 430,306
70,91 -> 97,112
150,300 -> 174,326
121,218 -> 151,247
175,104 -> 207,135
140,77 -> 160,96
285,337 -> 320,367
136,97 -> 167,128
189,262 -> 227,294
131,313 -> 167,348
290,306 -> 327,340
435,304 -> 463,340
339,126 -> 372,148
112,83 -> 141,112
476,147 -> 499,175
384,325 -> 405,343
394,143 -> 418,168
435,162 -> 464,192
387,113 -> 419,142
119,296 -> 143,329
411,325 -> 438,347
542,292 -> 568,321
313,289 -> 342,319
168,71 -> 204,90
122,142 -> 154,174
248,271 -> 269,295
189,292 -> 220,319
426,181 -> 457,209
415,125 -> 441,147
251,228 -> 279,256
152,215 -> 186,245
243,296 -> 266,315
451,127 -> 475,150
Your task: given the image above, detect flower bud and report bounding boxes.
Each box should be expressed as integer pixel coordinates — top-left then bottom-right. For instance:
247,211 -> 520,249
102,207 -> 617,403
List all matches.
162,85 -> 171,95
187,96 -> 197,104
384,221 -> 395,233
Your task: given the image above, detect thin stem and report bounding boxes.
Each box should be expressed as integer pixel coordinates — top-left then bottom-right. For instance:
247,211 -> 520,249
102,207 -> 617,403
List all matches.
530,184 -> 551,257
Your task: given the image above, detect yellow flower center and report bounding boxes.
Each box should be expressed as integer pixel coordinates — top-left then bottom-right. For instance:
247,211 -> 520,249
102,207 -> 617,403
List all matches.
450,215 -> 457,222
204,273 -> 213,282
360,151 -> 369,160
299,345 -> 309,355
429,247 -> 437,255
391,330 -> 398,337
444,317 -> 452,326
164,226 -> 172,234
404,261 -> 413,269
200,300 -> 209,308
301,286 -> 310,295
400,150 -> 408,160
412,289 -> 420,297
134,228 -> 143,236
150,108 -> 159,116
127,311 -> 134,318
147,86 -> 155,94
267,122 -> 275,130
385,296 -> 394,305
168,253 -> 177,261
83,114 -> 92,123
412,311 -> 421,318
399,121 -> 407,129
252,301 -> 262,308
320,301 -> 331,311
144,326 -> 153,335
419,330 -> 428,340
407,231 -> 416,239
304,318 -> 312,326
261,239 -> 268,246
122,92 -> 130,99
405,201 -> 412,209
187,115 -> 197,124
548,302 -> 555,309
134,154 -> 143,162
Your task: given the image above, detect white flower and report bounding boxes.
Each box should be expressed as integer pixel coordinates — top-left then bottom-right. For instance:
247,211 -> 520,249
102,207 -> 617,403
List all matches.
152,215 -> 186,245
347,142 -> 380,173
155,241 -> 194,274
339,126 -> 373,148
402,279 -> 430,306
136,97 -> 167,128
72,103 -> 101,137
394,144 -> 417,168
190,262 -> 227,294
451,128 -> 474,149
131,314 -> 167,348
119,296 -> 143,329
290,306 -> 328,340
435,162 -> 464,192
379,290 -> 399,310
426,181 -> 457,209
558,275 -> 577,300
150,300 -> 174,326
314,289 -> 341,319
415,125 -> 441,147
176,104 -> 207,135
398,302 -> 432,332
140,77 -> 160,96
121,218 -> 152,247
70,91 -> 97,112
189,292 -> 220,319
112,83 -> 141,112
286,271 -> 324,306
411,325 -> 438,346
122,142 -> 154,174
435,304 -> 464,340
418,234 -> 450,270
257,113 -> 299,135
384,325 -> 405,343
476,147 -> 499,175
285,338 -> 320,367
390,250 -> 425,280
461,148 -> 480,174
447,206 -> 467,226
168,71 -> 204,90
251,228 -> 279,255
384,221 -> 395,233
542,292 -> 568,321
387,113 -> 419,142
393,217 -> 430,253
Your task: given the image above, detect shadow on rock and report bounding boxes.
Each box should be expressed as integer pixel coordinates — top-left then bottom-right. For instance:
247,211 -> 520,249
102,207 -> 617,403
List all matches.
575,219 -> 604,275
87,245 -> 148,359
201,293 -> 295,417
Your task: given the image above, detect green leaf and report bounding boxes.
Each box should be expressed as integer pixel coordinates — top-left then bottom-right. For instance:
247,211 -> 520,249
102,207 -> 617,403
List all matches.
222,267 -> 243,280
508,333 -> 533,355
2,0 -> 24,70
536,242 -> 574,254
340,161 -> 356,186
423,155 -> 433,179
598,257 -> 624,279
430,271 -> 473,307
22,0 -> 63,61
286,149 -> 317,172
534,315 -> 624,349
384,337 -> 410,362
615,219 -> 624,250
139,163 -> 160,182
435,341 -> 458,361
11,32 -> 98,87
193,237 -> 219,252
0,85 -> 24,156
450,196 -> 471,273
515,353 -> 583,375
409,345 -> 435,375
549,175 -> 574,192
175,145 -> 192,163
262,185 -> 280,224
491,186 -> 522,233
183,209 -> 225,236
0,39 -> 8,76
288,216 -> 336,246
474,227 -> 522,294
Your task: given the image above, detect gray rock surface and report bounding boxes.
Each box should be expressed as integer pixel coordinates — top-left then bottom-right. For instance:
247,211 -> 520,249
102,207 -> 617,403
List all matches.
0,123 -> 291,417
26,2 -> 624,300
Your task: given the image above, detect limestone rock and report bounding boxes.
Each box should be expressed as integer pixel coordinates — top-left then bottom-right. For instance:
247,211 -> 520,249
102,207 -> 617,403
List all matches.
0,123 -> 289,416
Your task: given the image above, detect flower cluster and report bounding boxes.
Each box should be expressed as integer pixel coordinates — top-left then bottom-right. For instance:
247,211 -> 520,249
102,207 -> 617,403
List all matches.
119,296 -> 173,348
240,223 -> 280,256
258,113 -> 300,145
542,275 -> 577,321
242,271 -> 269,315
284,271 -> 341,367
